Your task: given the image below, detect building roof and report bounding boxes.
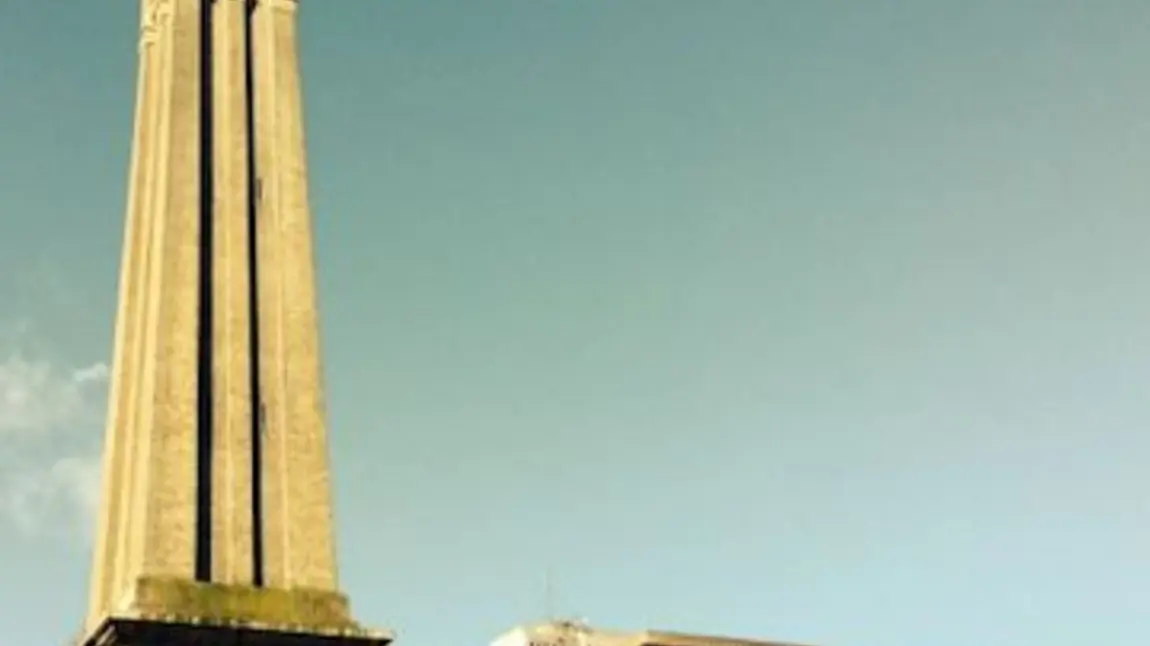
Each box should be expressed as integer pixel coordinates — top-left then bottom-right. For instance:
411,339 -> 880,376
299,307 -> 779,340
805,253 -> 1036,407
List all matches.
638,629 -> 814,646
493,620 -> 814,646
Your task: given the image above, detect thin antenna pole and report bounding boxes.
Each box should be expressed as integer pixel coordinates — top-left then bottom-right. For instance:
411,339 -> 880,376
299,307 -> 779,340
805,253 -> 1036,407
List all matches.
545,565 -> 555,621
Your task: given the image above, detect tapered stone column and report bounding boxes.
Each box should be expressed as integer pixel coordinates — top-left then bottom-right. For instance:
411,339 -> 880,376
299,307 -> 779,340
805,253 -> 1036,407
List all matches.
133,0 -> 203,583
252,0 -> 339,593
210,0 -> 256,586
76,1 -> 392,644
85,0 -> 164,629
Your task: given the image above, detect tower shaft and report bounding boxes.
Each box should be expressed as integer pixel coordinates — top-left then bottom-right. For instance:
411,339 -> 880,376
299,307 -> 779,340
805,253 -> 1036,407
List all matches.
79,2 -> 384,644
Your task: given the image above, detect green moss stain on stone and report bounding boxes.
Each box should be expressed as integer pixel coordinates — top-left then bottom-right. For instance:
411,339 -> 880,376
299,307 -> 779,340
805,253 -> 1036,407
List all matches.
132,576 -> 357,630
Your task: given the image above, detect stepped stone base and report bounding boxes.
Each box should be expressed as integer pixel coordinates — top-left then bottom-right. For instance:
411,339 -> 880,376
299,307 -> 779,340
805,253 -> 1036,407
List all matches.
77,577 -> 394,646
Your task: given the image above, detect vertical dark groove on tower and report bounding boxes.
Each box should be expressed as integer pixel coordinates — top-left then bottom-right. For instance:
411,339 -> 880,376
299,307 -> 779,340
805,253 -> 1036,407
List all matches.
244,0 -> 267,588
196,0 -> 216,583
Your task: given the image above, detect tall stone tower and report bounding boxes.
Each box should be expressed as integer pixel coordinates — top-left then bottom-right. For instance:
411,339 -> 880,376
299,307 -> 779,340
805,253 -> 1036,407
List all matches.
78,1 -> 391,645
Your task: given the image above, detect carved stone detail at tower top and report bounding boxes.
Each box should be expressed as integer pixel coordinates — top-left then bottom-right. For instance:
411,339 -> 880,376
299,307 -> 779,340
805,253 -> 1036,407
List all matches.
139,0 -> 173,49
265,0 -> 301,12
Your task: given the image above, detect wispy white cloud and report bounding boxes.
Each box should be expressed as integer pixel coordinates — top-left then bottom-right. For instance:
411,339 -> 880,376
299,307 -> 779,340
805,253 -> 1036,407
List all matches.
0,340 -> 107,540
2,455 -> 102,537
0,354 -> 108,436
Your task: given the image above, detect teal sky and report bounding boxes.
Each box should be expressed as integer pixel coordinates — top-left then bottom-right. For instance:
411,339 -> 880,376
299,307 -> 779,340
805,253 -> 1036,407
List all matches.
2,1 -> 1150,645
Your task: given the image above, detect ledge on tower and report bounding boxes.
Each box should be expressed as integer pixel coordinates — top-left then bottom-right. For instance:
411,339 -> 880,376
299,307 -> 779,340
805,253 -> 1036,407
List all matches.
77,576 -> 394,646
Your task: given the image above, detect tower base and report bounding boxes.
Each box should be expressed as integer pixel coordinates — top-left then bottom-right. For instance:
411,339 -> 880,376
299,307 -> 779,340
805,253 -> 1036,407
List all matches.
81,617 -> 395,646
77,578 -> 393,646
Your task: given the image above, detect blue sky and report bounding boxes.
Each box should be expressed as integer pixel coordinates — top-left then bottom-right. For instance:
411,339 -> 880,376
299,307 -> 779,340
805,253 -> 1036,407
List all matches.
2,1 -> 1150,645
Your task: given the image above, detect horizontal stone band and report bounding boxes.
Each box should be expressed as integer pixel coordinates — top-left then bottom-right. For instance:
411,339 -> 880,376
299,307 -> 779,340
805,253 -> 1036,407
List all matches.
129,576 -> 356,631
